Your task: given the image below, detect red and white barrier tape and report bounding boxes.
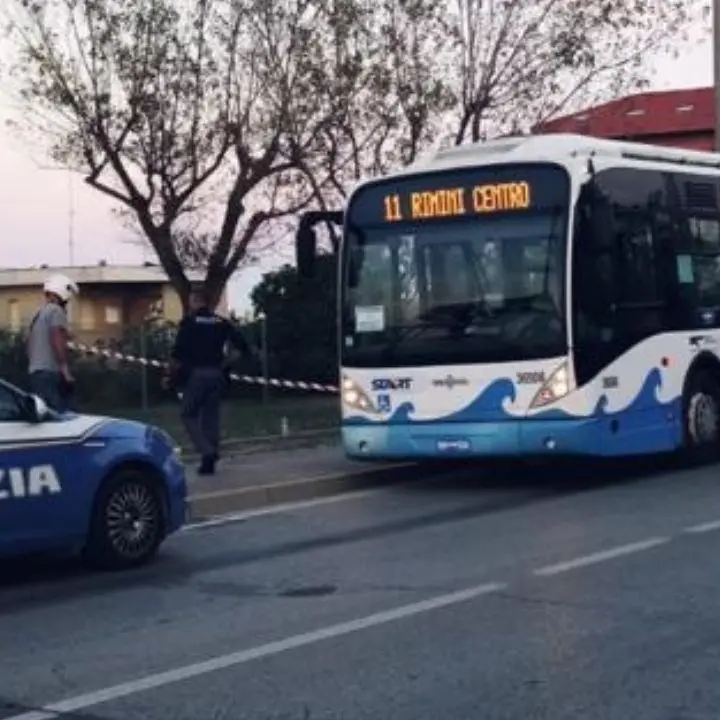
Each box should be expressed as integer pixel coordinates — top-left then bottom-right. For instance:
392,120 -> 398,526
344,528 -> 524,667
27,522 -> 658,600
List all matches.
67,341 -> 340,394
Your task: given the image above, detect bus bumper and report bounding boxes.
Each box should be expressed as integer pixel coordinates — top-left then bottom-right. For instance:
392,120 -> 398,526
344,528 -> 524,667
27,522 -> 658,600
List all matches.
342,415 -> 679,460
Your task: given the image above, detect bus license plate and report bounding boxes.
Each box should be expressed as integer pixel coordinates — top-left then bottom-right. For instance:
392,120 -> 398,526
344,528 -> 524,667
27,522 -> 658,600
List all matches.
436,438 -> 471,453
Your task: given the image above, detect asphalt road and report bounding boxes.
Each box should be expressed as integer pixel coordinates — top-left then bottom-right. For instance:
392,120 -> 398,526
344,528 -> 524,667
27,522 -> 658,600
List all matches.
2,456 -> 720,720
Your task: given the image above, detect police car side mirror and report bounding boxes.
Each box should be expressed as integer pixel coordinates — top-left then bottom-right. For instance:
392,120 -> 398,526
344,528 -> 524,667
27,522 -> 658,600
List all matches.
33,395 -> 49,420
26,394 -> 49,423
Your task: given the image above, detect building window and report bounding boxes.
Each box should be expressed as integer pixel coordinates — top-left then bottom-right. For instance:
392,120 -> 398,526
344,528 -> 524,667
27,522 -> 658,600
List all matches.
79,302 -> 95,330
105,304 -> 121,325
8,300 -> 19,331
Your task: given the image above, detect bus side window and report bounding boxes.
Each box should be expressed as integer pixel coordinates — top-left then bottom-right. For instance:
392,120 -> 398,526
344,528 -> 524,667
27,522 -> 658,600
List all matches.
674,215 -> 720,326
612,210 -> 669,339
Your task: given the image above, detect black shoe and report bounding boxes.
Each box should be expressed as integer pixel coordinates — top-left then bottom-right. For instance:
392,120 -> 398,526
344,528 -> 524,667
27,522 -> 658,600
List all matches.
197,456 -> 216,475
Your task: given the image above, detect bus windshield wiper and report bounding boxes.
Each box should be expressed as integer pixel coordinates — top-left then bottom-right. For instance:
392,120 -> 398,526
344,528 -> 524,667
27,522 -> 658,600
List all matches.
381,318 -> 459,358
380,301 -> 495,359
420,300 -> 496,329
505,293 -> 564,324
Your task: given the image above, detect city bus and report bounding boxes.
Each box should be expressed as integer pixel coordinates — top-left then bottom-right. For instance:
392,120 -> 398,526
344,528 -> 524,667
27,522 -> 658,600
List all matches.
296,133 -> 720,461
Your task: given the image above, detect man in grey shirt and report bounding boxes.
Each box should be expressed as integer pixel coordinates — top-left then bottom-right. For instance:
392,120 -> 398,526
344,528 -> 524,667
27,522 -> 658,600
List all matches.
27,273 -> 79,411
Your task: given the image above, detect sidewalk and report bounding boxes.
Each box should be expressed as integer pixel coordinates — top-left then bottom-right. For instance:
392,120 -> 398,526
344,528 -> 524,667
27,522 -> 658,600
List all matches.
184,427 -> 339,459
185,444 -> 418,520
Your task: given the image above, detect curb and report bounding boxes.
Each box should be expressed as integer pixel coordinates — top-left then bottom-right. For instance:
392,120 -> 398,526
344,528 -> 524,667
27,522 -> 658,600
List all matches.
182,429 -> 339,462
188,462 -> 419,520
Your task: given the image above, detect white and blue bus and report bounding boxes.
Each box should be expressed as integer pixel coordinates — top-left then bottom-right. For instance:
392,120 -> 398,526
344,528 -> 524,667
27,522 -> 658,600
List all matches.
297,133 -> 720,461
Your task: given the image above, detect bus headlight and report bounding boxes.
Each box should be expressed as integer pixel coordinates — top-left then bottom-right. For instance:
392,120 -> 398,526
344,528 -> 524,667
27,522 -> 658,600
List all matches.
530,361 -> 573,409
342,377 -> 376,413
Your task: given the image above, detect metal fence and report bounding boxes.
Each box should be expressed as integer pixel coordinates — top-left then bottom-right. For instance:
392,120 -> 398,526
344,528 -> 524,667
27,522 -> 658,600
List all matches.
0,320 -> 340,440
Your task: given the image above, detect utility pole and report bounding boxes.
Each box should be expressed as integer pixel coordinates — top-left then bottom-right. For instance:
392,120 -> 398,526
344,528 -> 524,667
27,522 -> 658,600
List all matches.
258,312 -> 269,404
714,0 -> 720,150
67,171 -> 75,265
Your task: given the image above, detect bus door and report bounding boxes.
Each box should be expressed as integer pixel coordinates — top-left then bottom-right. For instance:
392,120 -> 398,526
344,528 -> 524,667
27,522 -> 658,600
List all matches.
573,184 -> 674,431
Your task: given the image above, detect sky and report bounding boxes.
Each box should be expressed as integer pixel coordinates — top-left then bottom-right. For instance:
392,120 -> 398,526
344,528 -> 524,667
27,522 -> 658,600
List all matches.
0,34 -> 713,314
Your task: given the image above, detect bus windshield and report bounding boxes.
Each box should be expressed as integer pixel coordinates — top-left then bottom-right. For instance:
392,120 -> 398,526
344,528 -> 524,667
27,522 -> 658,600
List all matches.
341,163 -> 570,368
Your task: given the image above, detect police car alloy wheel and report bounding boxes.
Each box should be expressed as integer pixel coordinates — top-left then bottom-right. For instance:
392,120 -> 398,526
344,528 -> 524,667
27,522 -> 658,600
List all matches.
84,470 -> 165,570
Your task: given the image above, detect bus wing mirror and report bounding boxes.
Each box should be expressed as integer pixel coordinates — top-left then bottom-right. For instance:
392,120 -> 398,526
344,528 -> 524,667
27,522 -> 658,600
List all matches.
296,226 -> 317,278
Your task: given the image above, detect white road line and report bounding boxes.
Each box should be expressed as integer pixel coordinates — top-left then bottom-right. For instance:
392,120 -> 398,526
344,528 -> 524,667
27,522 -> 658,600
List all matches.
183,487 -> 388,530
532,537 -> 670,578
684,519 -> 720,534
5,582 -> 507,720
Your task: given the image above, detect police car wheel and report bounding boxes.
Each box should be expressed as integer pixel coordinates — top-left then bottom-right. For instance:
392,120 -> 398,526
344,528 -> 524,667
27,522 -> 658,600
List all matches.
85,471 -> 165,570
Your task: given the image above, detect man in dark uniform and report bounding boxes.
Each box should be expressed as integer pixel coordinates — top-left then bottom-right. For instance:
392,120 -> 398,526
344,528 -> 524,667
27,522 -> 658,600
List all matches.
168,284 -> 253,475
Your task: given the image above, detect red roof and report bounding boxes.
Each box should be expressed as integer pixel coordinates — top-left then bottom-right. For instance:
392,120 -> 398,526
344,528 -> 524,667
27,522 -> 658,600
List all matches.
536,87 -> 714,140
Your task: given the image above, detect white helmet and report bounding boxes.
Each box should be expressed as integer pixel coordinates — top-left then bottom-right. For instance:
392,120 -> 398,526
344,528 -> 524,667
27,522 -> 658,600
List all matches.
43,274 -> 79,303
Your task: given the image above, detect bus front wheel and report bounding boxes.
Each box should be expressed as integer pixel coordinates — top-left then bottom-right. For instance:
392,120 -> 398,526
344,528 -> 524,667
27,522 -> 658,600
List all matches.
683,371 -> 720,461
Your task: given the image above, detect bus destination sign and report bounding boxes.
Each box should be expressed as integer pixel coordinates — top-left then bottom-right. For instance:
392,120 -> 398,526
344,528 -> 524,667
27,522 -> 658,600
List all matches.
383,181 -> 531,223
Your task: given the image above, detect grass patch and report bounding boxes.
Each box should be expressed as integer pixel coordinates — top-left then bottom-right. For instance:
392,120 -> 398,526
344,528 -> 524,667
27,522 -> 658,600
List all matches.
82,394 -> 340,447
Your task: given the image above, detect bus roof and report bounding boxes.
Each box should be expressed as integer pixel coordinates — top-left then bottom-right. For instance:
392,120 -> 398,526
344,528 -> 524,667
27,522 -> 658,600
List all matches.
385,133 -> 720,180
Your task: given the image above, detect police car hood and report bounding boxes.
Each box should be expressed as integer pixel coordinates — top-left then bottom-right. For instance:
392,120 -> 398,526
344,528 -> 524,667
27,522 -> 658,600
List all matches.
53,412 -> 168,444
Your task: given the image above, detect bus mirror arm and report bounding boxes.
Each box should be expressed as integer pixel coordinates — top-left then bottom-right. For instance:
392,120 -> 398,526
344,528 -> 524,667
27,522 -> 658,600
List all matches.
296,225 -> 317,278
295,210 -> 343,278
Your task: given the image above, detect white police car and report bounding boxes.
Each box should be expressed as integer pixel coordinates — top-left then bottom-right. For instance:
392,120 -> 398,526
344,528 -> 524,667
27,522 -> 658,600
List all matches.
0,378 -> 187,570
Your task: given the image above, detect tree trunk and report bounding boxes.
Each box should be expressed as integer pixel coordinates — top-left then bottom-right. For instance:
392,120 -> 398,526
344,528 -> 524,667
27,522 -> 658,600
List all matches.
178,286 -> 191,315
145,228 -> 192,317
204,276 -> 225,313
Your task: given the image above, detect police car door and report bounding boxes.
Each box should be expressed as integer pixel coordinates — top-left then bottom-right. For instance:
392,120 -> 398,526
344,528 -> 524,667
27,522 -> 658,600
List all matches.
0,384 -> 71,553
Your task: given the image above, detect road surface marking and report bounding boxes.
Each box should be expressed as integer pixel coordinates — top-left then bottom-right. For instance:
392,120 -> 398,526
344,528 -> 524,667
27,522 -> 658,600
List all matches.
183,487 -> 389,530
684,519 -> 720,534
5,582 -> 506,720
532,537 -> 669,577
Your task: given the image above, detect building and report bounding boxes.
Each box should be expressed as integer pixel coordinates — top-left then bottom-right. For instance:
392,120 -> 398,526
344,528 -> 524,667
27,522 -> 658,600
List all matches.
0,263 -> 228,344
535,87 -> 715,151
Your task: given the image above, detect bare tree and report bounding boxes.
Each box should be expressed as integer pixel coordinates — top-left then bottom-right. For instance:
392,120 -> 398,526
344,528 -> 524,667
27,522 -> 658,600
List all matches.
307,0 -> 699,205
293,0 -> 455,213
2,0 -> 338,309
449,0 -> 700,144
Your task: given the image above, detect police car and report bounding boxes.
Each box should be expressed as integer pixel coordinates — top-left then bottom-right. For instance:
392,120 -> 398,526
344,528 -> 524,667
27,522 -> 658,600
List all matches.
0,378 -> 187,570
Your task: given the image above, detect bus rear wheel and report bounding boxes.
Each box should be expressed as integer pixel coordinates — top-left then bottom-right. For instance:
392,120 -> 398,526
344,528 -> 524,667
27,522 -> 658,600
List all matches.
683,371 -> 720,461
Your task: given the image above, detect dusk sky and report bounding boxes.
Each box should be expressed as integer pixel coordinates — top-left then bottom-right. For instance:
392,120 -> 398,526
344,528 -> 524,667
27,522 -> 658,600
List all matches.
0,36 -> 713,313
